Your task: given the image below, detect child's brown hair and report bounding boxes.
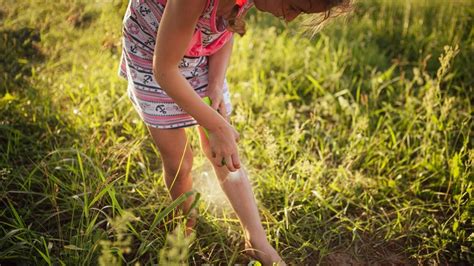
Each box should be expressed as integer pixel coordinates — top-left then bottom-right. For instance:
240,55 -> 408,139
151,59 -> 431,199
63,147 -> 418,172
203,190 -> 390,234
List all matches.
227,0 -> 354,36
305,0 -> 353,34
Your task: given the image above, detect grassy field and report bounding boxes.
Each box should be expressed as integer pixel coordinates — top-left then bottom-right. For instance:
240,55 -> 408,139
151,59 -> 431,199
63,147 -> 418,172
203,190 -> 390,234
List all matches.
1,0 -> 472,265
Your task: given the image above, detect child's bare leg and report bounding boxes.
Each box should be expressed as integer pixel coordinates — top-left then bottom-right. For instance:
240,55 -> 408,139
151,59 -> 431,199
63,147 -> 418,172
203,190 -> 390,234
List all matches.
198,127 -> 285,265
147,126 -> 196,233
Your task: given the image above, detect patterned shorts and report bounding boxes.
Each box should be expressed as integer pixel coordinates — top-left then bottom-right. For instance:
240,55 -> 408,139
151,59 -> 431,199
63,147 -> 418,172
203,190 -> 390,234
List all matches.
118,0 -> 232,129
119,55 -> 232,129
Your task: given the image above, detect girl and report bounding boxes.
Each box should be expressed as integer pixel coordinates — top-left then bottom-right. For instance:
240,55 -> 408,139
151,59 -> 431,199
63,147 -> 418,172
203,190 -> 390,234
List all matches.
119,0 -> 351,264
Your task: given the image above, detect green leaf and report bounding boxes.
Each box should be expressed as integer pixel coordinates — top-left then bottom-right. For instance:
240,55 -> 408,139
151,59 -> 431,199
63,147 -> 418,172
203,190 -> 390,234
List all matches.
1,92 -> 17,102
64,244 -> 86,251
453,220 -> 459,232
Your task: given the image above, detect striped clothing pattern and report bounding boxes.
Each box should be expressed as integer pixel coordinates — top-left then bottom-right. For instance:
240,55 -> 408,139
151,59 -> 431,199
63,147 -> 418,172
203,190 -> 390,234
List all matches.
118,0 -> 253,129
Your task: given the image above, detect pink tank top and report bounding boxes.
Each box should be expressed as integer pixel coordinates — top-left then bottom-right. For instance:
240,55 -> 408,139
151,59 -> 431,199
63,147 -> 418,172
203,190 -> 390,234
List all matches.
157,0 -> 253,57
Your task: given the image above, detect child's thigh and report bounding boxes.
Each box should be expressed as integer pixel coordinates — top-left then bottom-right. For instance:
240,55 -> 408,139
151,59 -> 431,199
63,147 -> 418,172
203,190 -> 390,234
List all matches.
147,126 -> 193,166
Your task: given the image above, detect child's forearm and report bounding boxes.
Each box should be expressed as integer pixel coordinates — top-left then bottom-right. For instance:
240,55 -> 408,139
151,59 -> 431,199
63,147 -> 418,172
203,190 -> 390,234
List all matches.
208,36 -> 234,89
155,67 -> 227,130
155,37 -> 234,127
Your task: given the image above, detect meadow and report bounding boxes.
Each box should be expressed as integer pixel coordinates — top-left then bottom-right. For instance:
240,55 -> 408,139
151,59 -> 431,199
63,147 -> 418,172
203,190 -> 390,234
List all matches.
0,0 -> 472,265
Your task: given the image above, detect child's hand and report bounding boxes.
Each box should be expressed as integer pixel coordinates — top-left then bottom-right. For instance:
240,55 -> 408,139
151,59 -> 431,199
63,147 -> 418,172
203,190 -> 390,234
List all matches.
207,86 -> 228,121
208,123 -> 241,172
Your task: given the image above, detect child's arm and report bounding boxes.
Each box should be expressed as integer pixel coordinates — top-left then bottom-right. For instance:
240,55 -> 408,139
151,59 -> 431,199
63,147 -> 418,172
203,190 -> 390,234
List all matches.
207,36 -> 234,119
153,0 -> 223,131
153,0 -> 241,171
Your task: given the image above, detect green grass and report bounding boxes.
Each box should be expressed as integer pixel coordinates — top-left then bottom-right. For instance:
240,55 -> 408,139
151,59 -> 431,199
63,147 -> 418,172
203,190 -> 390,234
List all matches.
0,0 -> 472,264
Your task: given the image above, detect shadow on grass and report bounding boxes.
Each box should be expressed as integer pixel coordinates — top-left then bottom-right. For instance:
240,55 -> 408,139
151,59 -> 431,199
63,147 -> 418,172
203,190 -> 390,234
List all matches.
0,27 -> 43,91
0,26 -> 81,264
0,26 -> 77,165
255,186 -> 418,265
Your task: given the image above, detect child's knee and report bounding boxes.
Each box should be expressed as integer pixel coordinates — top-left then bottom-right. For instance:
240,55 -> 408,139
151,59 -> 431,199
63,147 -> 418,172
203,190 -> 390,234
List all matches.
202,147 -> 224,169
163,149 -> 194,177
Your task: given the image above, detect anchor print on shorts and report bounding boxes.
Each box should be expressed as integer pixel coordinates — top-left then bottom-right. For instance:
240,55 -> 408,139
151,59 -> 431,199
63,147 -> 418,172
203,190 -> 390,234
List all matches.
155,104 -> 167,115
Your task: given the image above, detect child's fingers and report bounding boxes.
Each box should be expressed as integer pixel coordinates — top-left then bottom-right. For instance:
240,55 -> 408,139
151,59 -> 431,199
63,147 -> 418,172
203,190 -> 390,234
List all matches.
211,99 -> 220,110
218,101 -> 228,121
231,153 -> 241,170
209,94 -> 222,109
224,155 -> 237,172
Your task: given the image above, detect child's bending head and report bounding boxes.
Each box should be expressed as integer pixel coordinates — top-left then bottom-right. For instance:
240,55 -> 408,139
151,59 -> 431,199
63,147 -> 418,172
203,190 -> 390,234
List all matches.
254,0 -> 351,22
229,0 -> 352,35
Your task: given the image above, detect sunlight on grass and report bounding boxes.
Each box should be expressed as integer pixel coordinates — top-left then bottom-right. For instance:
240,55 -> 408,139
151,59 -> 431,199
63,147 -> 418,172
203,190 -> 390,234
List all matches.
0,0 -> 472,264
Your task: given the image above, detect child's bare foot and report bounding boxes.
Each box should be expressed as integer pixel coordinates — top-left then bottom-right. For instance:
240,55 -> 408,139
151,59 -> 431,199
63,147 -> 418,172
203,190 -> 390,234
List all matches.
244,238 -> 286,266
